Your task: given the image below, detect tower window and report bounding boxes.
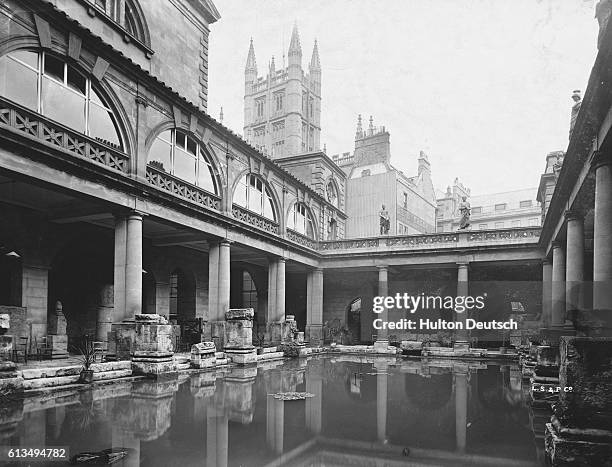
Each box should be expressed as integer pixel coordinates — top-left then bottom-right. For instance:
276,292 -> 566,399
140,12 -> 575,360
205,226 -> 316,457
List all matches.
256,98 -> 265,118
274,92 -> 284,112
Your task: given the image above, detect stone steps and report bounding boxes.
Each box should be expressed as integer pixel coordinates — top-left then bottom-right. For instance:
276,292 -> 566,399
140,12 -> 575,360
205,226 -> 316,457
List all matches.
21,361 -> 133,390
256,351 -> 284,362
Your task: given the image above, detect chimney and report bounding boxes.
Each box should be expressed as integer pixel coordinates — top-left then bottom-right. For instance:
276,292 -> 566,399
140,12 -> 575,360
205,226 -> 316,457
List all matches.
418,150 -> 431,176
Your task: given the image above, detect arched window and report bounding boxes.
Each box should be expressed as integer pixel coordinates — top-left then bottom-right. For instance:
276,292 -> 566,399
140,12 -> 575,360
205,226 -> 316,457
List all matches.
233,174 -> 276,220
326,180 -> 339,208
88,0 -> 149,45
287,202 -> 315,238
0,50 -> 122,148
148,129 -> 217,194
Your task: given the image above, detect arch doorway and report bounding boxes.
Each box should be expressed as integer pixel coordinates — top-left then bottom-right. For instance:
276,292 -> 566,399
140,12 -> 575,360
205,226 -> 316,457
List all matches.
347,297 -> 362,344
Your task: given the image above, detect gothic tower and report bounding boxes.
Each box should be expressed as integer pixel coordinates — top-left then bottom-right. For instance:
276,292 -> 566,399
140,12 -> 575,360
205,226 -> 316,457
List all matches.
243,24 -> 321,159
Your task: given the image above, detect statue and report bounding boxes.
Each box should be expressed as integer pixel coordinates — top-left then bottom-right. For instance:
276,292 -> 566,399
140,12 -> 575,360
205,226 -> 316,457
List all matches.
458,196 -> 471,230
379,204 -> 390,235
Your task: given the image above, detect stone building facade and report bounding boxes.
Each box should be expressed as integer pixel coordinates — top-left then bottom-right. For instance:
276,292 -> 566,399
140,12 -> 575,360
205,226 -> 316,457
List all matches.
333,116 -> 437,238
436,182 -> 541,232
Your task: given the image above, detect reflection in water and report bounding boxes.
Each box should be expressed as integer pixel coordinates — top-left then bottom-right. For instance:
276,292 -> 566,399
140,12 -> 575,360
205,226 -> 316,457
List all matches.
0,357 -> 539,466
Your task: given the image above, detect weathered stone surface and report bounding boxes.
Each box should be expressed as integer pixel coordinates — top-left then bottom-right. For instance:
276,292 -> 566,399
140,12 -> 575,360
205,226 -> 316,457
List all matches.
0,313 -> 9,329
0,376 -> 23,392
21,365 -> 81,380
135,313 -> 168,324
191,342 -> 215,354
225,348 -> 257,365
555,337 -> 612,431
132,360 -> 177,376
135,323 -> 174,354
545,422 -> 612,467
225,308 -> 254,320
92,369 -> 132,381
22,374 -> 80,390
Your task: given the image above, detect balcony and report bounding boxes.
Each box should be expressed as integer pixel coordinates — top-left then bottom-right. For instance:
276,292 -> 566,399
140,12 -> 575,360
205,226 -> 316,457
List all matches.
231,204 -> 279,235
0,96 -> 130,173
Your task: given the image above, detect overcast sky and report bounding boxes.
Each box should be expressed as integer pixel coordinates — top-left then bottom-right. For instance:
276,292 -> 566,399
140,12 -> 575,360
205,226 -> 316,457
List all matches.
207,0 -> 598,197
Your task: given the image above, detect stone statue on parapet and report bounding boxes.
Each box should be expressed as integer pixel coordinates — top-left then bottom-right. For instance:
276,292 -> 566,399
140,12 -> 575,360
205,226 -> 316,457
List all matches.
458,196 -> 471,230
379,204 -> 390,235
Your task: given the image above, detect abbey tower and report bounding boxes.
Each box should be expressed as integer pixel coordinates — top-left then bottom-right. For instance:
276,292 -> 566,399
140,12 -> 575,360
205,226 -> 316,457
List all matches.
243,24 -> 321,158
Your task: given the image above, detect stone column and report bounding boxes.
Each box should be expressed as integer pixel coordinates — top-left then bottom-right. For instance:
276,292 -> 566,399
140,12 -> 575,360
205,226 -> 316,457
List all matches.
375,362 -> 388,443
306,268 -> 323,345
267,259 -> 277,325
218,241 -> 231,318
275,258 -> 286,322
375,266 -> 389,345
455,367 -> 469,453
113,215 -> 127,322
125,213 -> 143,319
593,152 -> 612,310
551,241 -> 566,327
266,395 -> 284,454
565,211 -> 584,316
455,262 -> 469,348
542,259 -> 553,327
207,242 -> 220,320
96,284 -> 114,343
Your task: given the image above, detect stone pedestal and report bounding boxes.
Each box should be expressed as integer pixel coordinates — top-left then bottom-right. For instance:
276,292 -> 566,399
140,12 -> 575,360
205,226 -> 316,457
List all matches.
124,315 -> 176,376
545,337 -> 612,466
224,309 -> 256,365
0,361 -> 22,392
191,342 -> 216,369
47,304 -> 68,358
305,324 -> 323,346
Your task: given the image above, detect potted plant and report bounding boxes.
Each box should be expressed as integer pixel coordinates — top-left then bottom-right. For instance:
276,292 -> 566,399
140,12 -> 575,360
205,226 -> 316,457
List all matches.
77,339 -> 98,384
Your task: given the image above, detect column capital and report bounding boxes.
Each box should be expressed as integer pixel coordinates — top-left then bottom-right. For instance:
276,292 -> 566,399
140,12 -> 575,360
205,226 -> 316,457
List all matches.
542,257 -> 552,266
592,150 -> 612,170
457,261 -> 469,268
376,265 -> 388,271
312,267 -> 323,274
551,239 -> 564,249
564,210 -> 583,222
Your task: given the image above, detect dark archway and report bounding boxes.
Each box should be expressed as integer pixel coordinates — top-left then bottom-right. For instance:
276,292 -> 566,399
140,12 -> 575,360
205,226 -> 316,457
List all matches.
346,297 -> 361,344
0,251 -> 22,306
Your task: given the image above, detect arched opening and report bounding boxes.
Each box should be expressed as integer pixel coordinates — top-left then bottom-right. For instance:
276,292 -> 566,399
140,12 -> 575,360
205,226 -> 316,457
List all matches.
168,268 -> 196,325
87,0 -> 150,46
0,50 -> 124,149
148,129 -> 219,194
233,173 -> 276,221
287,202 -> 315,238
346,297 -> 362,344
326,179 -> 339,208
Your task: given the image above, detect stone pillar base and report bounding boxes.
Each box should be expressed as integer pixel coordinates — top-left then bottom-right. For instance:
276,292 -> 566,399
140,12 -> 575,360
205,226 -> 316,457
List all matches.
453,341 -> 469,351
132,354 -> 177,376
373,340 -> 390,353
46,334 -> 68,359
202,321 -> 227,349
305,324 -> 323,346
225,348 -> 257,365
267,321 -> 291,346
545,421 -> 612,466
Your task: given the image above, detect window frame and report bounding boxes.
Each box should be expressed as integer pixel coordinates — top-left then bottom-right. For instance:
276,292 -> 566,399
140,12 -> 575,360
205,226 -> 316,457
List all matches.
288,202 -> 315,239
147,129 -> 218,194
233,173 -> 276,221
1,50 -> 123,149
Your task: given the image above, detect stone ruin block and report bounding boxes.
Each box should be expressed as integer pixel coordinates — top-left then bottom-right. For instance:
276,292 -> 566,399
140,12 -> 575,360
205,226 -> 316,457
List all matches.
191,342 -> 217,369
224,308 -> 254,350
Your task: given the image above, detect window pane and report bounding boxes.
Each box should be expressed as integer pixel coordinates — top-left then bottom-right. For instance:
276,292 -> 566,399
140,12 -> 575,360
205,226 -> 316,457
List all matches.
9,51 -> 39,70
248,184 -> 262,213
148,137 -> 172,172
67,65 -> 86,95
197,157 -> 216,193
89,101 -> 121,147
0,55 -> 38,110
186,136 -> 197,156
175,131 -> 186,149
42,76 -> 86,132
287,205 -> 295,230
234,177 -> 247,207
43,55 -> 64,82
174,147 -> 196,184
263,192 -> 274,220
